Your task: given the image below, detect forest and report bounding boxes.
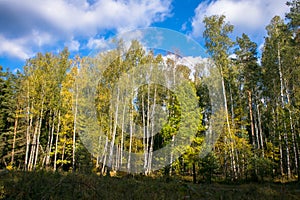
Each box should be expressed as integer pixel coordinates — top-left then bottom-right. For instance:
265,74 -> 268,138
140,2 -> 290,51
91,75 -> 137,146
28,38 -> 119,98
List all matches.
0,1 -> 299,199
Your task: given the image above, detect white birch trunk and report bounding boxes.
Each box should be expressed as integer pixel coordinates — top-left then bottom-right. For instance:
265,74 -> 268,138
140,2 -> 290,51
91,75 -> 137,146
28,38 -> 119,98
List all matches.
53,111 -> 61,171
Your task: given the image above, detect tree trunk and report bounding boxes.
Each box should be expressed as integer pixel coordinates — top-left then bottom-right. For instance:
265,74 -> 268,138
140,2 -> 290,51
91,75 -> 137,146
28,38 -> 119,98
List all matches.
120,103 -> 126,170
142,94 -> 148,173
256,103 -> 264,157
220,70 -> 237,179
247,90 -> 256,147
285,78 -> 298,176
72,83 -> 78,172
108,87 -> 119,169
277,41 -> 291,179
127,109 -> 133,173
28,121 -> 38,171
54,111 -> 61,171
24,83 -> 32,171
274,107 -> 284,177
101,136 -> 108,175
145,82 -> 151,174
46,114 -> 55,167
11,111 -> 18,166
44,110 -> 52,167
33,99 -> 44,170
147,85 -> 157,174
254,111 -> 261,150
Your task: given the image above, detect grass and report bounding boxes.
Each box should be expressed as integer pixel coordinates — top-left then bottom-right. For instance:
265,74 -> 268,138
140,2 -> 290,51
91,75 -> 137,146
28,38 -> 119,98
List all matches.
0,170 -> 299,200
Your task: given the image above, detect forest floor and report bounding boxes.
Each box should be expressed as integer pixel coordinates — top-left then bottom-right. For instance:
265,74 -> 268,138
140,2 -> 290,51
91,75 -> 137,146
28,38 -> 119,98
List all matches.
0,170 -> 300,200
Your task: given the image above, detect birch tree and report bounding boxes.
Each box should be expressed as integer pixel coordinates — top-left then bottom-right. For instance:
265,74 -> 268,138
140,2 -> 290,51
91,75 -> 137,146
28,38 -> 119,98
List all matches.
203,15 -> 238,179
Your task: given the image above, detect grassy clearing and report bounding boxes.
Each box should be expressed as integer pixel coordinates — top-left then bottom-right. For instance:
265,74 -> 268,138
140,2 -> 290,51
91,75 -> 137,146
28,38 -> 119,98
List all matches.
0,171 -> 299,200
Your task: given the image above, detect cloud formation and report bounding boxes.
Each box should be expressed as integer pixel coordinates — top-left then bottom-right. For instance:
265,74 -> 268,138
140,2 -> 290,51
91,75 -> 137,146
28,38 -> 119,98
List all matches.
0,0 -> 172,59
0,36 -> 32,59
87,37 -> 108,50
191,0 -> 289,40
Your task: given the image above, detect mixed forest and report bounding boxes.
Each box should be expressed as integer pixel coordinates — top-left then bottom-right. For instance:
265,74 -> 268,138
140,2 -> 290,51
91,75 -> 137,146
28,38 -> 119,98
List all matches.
0,1 -> 300,199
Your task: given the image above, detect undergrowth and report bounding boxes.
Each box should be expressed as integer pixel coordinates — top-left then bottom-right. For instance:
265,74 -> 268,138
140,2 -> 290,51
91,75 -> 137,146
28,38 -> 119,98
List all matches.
0,171 -> 299,200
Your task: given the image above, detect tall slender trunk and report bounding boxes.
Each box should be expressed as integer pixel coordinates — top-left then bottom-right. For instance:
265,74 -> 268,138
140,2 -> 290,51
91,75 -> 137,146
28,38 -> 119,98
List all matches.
229,82 -> 235,129
147,85 -> 157,174
24,82 -> 32,171
142,94 -> 148,173
101,136 -> 108,175
28,121 -> 38,171
277,43 -> 285,108
254,111 -> 261,149
108,88 -> 119,169
25,113 -> 33,170
277,41 -> 291,179
72,83 -> 78,172
284,79 -> 298,175
54,111 -> 61,171
96,154 -> 100,169
44,110 -> 52,167
33,99 -> 44,170
46,114 -> 55,167
120,103 -> 126,169
11,111 -> 18,166
229,82 -> 240,177
220,69 -> 237,179
279,133 -> 284,177
274,107 -> 284,177
115,144 -> 120,170
256,104 -> 264,157
247,90 -> 256,147
127,108 -> 133,173
145,81 -> 151,174
283,121 -> 291,179
106,109 -> 113,175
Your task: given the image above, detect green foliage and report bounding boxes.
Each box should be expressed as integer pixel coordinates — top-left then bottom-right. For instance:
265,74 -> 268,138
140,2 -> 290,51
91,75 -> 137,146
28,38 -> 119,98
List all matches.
203,15 -> 234,75
198,152 -> 219,183
250,156 -> 274,181
0,67 -> 24,168
0,3 -> 300,184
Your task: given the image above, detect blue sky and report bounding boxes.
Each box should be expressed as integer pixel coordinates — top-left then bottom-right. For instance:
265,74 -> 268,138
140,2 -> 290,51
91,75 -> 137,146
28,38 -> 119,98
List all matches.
0,0 -> 289,72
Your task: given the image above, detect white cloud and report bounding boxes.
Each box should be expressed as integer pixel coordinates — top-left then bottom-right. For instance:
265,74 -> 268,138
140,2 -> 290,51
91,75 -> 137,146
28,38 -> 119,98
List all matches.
87,37 -> 109,50
162,55 -> 211,80
191,0 -> 289,39
65,39 -> 81,51
0,36 -> 32,60
0,0 -> 172,60
162,54 -> 206,69
32,30 -> 54,47
117,29 -> 146,49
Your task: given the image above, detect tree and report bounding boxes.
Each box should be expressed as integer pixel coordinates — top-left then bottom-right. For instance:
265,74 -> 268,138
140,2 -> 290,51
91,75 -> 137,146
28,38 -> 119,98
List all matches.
203,15 -> 238,179
21,49 -> 70,171
235,33 -> 266,179
286,0 -> 300,36
0,67 -> 25,169
262,15 -> 300,179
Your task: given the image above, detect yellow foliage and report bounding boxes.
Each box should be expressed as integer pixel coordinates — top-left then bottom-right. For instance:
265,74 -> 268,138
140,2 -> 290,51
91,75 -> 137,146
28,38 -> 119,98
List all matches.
6,165 -> 13,171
